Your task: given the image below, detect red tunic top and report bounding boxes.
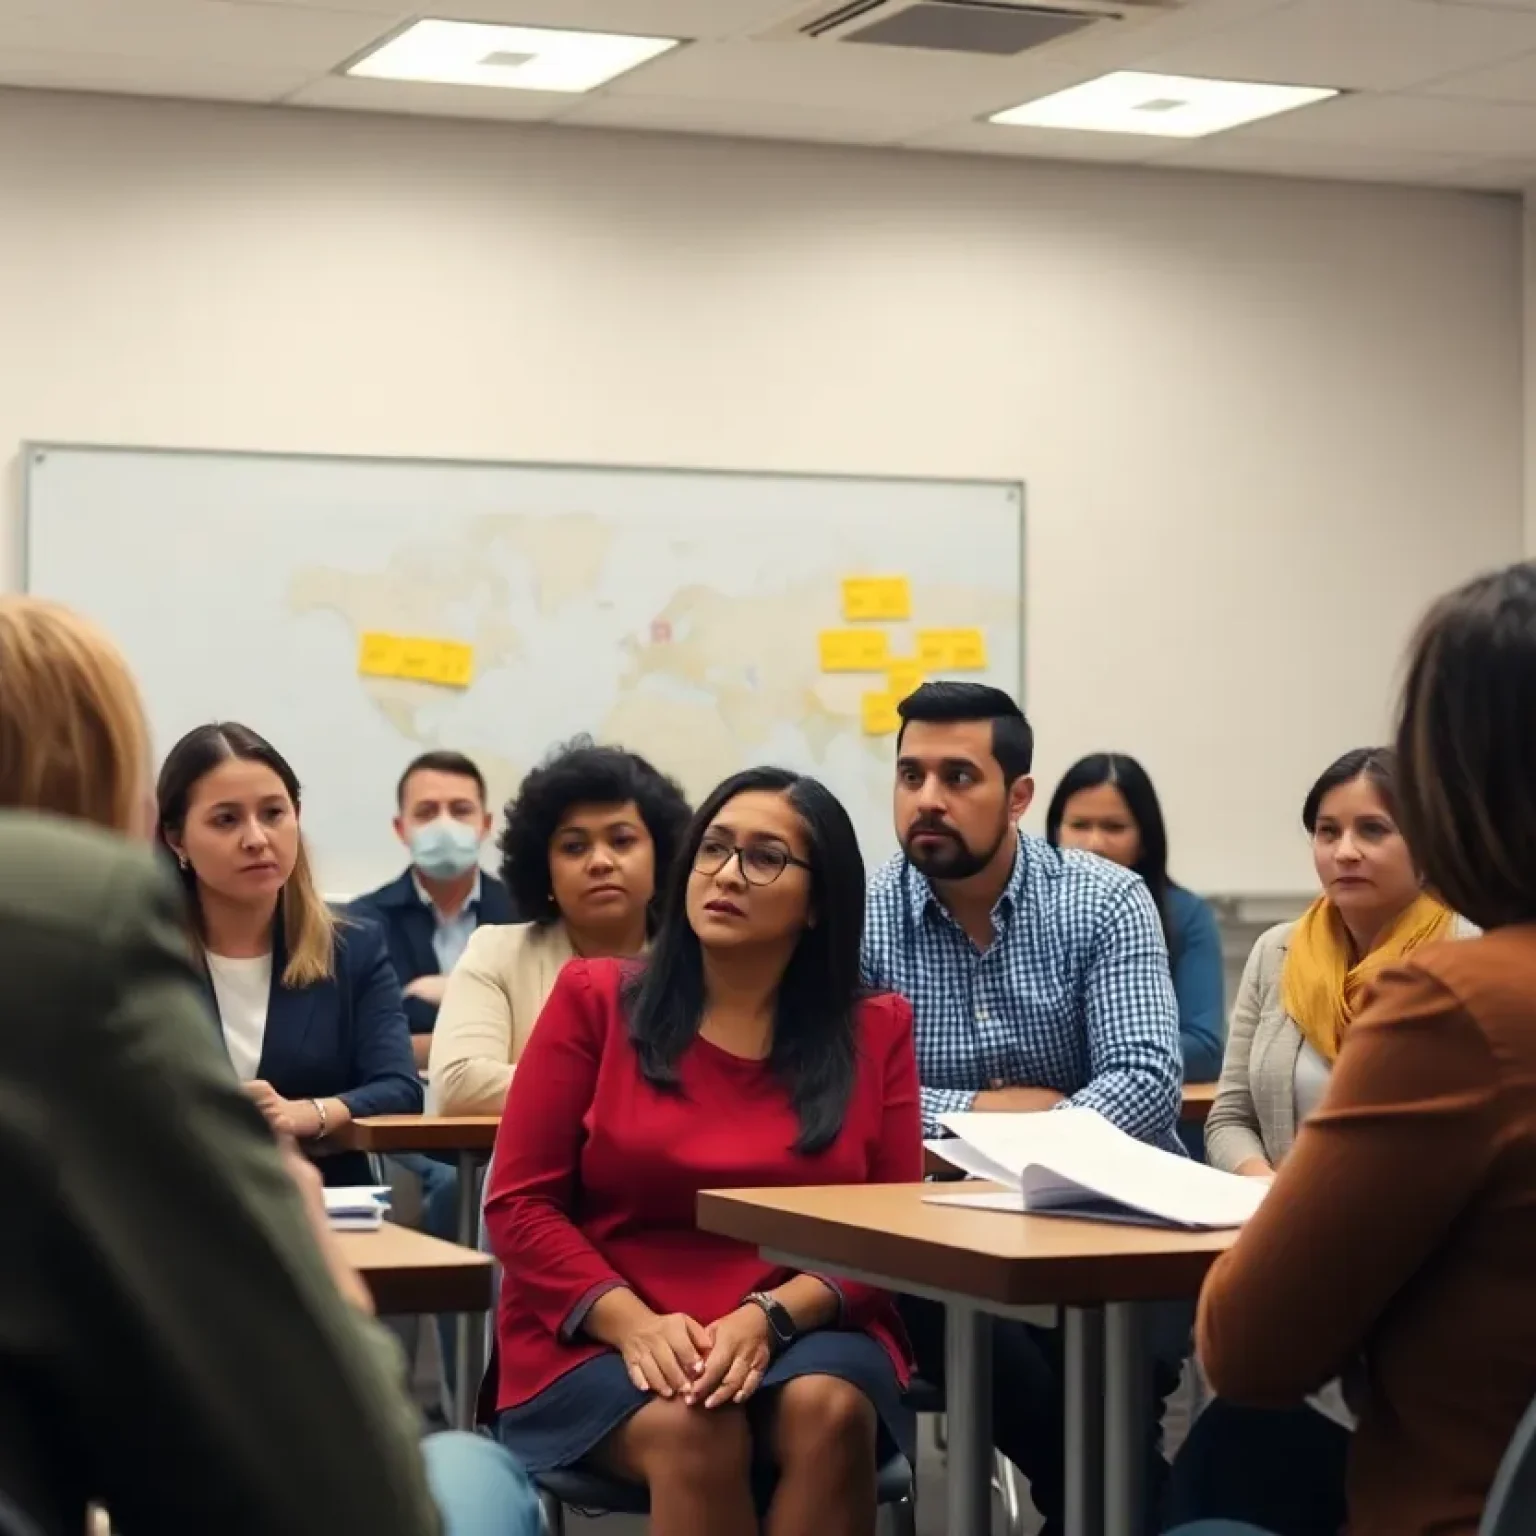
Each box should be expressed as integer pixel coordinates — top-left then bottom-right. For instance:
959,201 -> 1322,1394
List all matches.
484,958 -> 922,1409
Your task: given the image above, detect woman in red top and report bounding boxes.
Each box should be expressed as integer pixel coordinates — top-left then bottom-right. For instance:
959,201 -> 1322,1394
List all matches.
485,765 -> 921,1536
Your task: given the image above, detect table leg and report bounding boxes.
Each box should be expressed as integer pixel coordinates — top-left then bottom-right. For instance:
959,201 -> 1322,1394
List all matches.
1064,1305 -> 1105,1536
944,1302 -> 994,1536
452,1151 -> 486,1430
1103,1301 -> 1150,1536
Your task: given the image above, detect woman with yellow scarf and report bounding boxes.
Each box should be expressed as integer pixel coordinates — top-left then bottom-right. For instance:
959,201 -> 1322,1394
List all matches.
1165,746 -> 1460,1534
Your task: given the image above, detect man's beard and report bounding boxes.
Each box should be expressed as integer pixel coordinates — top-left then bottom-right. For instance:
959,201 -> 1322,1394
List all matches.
901,814 -> 1010,881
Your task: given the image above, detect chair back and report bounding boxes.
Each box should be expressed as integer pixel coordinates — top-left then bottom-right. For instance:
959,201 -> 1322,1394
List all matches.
1482,1388 -> 1536,1536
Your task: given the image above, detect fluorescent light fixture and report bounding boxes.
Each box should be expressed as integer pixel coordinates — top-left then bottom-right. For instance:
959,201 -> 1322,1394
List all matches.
989,70 -> 1337,138
347,19 -> 680,94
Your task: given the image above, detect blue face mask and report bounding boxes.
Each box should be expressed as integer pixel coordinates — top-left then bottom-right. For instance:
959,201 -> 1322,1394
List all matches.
409,816 -> 483,880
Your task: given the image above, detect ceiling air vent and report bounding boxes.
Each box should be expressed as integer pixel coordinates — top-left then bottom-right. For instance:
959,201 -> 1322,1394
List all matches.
766,0 -> 1180,55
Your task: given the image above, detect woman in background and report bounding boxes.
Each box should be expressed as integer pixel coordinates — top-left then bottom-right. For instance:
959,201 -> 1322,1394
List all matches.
486,767 -> 921,1536
0,594 -> 538,1536
1178,561 -> 1536,1536
428,738 -> 690,1115
156,722 -> 422,1184
1167,745 -> 1458,1533
1047,752 -> 1224,1081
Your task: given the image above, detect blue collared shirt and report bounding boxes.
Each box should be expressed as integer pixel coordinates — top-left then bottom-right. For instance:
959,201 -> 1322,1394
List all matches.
413,871 -> 482,977
862,832 -> 1183,1150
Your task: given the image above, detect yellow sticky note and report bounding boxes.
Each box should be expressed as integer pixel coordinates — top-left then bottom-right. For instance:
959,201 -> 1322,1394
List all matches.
861,691 -> 901,736
915,629 -> 953,669
842,576 -> 912,622
397,637 -> 442,682
819,628 -> 891,672
429,641 -> 476,689
948,628 -> 989,670
358,632 -> 407,678
887,660 -> 926,702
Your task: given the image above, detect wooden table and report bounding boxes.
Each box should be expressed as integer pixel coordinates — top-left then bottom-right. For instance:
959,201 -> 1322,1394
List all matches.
338,1222 -> 494,1316
1180,1080 -> 1217,1124
334,1115 -> 500,1427
699,1182 -> 1235,1536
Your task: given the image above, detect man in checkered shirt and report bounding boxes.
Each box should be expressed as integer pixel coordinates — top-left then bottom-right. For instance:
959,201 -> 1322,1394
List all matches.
862,680 -> 1185,1534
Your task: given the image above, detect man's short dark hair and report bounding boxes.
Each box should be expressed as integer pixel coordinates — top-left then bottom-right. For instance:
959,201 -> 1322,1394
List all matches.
896,681 -> 1034,784
396,750 -> 487,809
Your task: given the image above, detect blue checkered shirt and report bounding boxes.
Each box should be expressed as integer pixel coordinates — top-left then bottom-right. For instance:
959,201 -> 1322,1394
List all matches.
862,832 -> 1183,1151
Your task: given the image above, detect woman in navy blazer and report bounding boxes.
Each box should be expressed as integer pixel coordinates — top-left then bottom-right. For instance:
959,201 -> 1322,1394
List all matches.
157,721 -> 422,1185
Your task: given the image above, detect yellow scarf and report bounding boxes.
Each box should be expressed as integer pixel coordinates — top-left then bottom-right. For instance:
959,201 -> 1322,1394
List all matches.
1280,892 -> 1453,1063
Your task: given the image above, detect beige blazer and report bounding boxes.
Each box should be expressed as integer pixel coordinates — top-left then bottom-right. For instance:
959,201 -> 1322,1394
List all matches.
1206,915 -> 1475,1173
426,921 -> 574,1116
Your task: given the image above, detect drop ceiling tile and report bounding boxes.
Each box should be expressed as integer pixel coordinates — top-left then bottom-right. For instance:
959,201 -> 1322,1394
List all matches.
1152,132 -> 1488,184
1133,0 -> 1536,92
1225,88 -> 1536,154
0,0 -> 391,71
310,0 -> 805,38
213,0 -> 408,14
1424,46 -> 1536,101
0,45 -> 308,100
907,119 -> 1167,161
562,91 -> 940,143
291,73 -> 572,120
596,37 -> 1035,114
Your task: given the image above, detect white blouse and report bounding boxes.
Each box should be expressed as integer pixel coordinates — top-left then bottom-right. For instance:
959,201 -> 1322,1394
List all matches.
206,951 -> 273,1082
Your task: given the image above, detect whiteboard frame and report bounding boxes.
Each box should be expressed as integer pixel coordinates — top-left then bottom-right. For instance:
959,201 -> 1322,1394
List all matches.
22,440 -> 1028,705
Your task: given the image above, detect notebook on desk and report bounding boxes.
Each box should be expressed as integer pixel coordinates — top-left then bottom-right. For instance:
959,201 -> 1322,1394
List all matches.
924,1108 -> 1268,1231
323,1186 -> 393,1232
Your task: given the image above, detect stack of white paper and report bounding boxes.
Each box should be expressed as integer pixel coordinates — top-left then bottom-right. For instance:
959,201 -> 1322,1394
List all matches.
323,1185 -> 393,1232
925,1108 -> 1268,1231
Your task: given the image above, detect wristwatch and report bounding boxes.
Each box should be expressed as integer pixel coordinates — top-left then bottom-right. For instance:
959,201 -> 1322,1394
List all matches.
742,1291 -> 798,1357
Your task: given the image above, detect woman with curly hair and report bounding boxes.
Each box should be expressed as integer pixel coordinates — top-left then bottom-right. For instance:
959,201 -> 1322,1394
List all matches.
428,739 -> 691,1115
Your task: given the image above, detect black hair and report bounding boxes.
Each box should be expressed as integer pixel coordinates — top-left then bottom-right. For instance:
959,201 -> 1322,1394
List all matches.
1301,748 -> 1398,835
1397,561 -> 1536,929
1045,753 -> 1172,942
397,750 -> 487,809
497,737 -> 691,929
896,681 -> 1033,784
623,766 -> 864,1155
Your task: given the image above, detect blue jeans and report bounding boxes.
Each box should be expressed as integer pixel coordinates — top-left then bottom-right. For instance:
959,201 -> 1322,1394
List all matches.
390,1153 -> 462,1393
422,1432 -> 540,1536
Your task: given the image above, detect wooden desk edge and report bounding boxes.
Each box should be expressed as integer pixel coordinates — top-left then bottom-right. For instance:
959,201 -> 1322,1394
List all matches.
334,1114 -> 501,1153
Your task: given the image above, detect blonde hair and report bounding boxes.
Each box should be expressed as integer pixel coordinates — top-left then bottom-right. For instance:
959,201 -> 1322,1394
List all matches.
155,721 -> 335,987
0,596 -> 148,832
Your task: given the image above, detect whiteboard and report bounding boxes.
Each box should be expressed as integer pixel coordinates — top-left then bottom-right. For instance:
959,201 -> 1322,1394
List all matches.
25,445 -> 1023,895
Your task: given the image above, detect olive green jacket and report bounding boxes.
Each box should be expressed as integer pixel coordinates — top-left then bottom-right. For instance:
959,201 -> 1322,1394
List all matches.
0,812 -> 441,1536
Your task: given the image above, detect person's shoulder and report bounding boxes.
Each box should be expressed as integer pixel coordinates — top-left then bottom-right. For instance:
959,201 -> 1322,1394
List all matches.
1166,884 -> 1214,927
1406,927 -> 1536,1031
0,811 -> 178,942
865,850 -> 911,907
334,908 -> 391,972
1033,837 -> 1144,912
348,869 -> 413,913
854,988 -> 914,1046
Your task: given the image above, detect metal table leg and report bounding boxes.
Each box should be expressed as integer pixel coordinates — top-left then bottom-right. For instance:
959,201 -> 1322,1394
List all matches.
944,1303 -> 994,1536
1104,1302 -> 1150,1536
453,1151 -> 486,1429
1064,1305 -> 1105,1536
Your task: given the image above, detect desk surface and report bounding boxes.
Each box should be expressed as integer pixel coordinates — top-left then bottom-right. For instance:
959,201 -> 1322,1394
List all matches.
337,1115 -> 500,1153
698,1183 -> 1235,1309
1180,1080 -> 1217,1123
337,1223 -> 494,1314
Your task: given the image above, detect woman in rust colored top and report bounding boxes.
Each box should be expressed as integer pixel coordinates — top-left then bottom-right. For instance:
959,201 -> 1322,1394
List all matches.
485,766 -> 921,1536
1187,561 -> 1536,1536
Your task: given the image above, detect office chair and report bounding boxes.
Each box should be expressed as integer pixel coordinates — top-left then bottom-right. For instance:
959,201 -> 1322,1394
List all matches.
0,1493 -> 45,1536
535,1453 -> 916,1536
1482,1385 -> 1536,1536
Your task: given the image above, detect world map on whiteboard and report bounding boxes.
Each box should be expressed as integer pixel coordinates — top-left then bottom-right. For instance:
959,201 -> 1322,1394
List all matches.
286,510 -> 1017,883
25,447 -> 1021,896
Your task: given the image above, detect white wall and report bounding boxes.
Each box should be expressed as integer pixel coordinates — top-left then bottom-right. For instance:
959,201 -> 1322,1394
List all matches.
0,88 -> 1521,893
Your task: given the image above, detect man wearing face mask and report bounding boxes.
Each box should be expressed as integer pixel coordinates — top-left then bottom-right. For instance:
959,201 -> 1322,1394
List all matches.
861,682 -> 1183,1536
353,751 -> 516,1065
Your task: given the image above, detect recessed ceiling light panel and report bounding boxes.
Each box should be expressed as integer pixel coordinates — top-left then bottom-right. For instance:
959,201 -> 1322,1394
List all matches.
347,19 -> 680,94
989,70 -> 1338,138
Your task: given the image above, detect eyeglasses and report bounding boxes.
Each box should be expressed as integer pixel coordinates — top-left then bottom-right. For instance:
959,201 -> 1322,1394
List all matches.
693,834 -> 812,888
